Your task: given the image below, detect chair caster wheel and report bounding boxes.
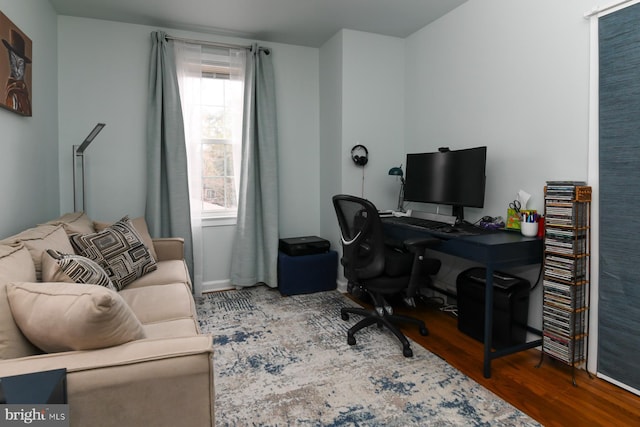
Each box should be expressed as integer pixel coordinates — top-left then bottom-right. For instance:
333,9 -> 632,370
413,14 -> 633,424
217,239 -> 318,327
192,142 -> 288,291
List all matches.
403,347 -> 413,358
341,313 -> 349,321
419,326 -> 429,336
347,335 -> 356,346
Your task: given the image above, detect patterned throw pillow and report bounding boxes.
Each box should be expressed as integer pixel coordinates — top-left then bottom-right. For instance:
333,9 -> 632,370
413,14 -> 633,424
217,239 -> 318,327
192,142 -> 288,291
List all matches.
43,249 -> 116,291
70,216 -> 157,291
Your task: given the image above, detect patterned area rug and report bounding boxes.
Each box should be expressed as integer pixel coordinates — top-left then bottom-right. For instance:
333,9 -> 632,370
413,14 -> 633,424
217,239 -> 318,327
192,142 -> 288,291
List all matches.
196,286 -> 540,426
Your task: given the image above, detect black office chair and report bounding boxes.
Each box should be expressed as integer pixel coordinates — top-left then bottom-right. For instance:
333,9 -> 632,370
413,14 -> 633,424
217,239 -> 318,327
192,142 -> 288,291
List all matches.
332,194 -> 442,357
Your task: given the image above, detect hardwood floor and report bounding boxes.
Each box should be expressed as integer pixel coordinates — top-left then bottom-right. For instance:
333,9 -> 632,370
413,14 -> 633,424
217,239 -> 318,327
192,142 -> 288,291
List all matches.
382,298 -> 640,427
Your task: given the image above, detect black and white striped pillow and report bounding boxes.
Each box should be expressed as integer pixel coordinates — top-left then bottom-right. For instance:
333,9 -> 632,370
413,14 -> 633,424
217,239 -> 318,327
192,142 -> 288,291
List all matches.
45,249 -> 116,291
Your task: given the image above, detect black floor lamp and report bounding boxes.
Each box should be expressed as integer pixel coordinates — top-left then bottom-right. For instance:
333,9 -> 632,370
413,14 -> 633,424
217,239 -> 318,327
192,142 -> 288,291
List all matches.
73,123 -> 105,212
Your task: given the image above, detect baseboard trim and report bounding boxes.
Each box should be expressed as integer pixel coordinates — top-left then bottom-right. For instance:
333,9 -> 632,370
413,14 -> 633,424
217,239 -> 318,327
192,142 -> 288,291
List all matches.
336,278 -> 348,293
202,278 -> 349,294
201,279 -> 235,294
597,373 -> 640,397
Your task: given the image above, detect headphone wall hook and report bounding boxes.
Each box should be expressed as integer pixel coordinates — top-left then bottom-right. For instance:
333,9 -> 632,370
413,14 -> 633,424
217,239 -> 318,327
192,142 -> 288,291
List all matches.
351,144 -> 369,166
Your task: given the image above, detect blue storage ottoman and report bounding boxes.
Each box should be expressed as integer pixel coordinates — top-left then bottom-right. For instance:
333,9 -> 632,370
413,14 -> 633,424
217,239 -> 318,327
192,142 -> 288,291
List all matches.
278,250 -> 338,296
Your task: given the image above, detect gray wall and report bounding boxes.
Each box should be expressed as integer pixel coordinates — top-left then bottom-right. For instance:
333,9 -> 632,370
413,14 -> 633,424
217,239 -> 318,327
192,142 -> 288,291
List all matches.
0,0 -> 59,238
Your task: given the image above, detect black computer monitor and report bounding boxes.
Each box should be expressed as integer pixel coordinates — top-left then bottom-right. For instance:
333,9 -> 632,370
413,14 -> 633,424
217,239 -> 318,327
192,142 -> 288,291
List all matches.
403,146 -> 487,224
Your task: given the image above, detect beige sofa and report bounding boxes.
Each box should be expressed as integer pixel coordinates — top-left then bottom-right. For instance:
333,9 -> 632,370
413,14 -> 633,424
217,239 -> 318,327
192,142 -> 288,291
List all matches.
0,212 -> 214,427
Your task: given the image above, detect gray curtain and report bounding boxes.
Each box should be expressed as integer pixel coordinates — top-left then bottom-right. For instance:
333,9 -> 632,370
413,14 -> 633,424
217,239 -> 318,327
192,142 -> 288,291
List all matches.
230,45 -> 279,288
145,31 -> 194,276
598,2 -> 640,392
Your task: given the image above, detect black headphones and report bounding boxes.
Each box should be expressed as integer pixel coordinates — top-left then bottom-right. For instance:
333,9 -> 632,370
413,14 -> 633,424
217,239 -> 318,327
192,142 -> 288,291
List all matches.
351,144 -> 369,166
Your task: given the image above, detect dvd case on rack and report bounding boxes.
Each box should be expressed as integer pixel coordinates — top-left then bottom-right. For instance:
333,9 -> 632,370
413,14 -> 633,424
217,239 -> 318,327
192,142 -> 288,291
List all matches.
541,183 -> 591,373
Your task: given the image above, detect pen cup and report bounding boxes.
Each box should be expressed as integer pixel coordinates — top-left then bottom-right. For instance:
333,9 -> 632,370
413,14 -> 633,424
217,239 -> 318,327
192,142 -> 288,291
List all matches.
520,221 -> 538,237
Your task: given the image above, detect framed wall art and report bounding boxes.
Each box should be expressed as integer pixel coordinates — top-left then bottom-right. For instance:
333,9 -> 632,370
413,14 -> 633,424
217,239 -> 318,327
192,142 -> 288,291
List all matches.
0,11 -> 32,116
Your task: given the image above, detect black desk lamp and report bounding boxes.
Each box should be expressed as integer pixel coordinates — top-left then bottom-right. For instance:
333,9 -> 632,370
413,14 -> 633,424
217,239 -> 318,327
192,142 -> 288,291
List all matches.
388,166 -> 405,212
73,123 -> 105,212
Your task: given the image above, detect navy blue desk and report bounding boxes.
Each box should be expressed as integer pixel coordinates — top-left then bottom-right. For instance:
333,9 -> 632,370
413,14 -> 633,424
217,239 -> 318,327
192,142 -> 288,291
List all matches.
382,219 -> 543,378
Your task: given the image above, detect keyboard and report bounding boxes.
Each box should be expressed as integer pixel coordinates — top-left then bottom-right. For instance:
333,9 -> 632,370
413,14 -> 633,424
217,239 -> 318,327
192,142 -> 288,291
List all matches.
385,216 -> 448,230
383,216 -> 485,236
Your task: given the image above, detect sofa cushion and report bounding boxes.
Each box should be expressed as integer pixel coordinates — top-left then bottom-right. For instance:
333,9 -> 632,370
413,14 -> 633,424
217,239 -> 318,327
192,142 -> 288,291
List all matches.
44,212 -> 96,235
42,249 -> 116,291
125,260 -> 192,290
7,282 -> 146,353
8,224 -> 76,281
142,318 -> 200,339
0,244 -> 41,359
94,216 -> 158,261
119,282 -> 197,325
70,216 -> 157,291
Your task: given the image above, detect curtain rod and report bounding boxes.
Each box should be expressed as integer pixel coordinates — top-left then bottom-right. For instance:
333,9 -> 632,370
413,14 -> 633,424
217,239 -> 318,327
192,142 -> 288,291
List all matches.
584,0 -> 640,18
165,34 -> 251,50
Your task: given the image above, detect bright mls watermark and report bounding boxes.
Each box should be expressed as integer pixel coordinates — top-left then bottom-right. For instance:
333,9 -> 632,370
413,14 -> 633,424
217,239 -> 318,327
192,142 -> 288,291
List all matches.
0,405 -> 68,426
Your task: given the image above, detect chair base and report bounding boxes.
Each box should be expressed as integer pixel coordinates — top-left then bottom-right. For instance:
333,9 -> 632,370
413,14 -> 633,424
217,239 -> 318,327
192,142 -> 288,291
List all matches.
340,306 -> 428,357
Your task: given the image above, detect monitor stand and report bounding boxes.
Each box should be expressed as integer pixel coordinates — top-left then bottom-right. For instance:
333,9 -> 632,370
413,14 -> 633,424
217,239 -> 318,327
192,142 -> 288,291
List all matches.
452,205 -> 465,225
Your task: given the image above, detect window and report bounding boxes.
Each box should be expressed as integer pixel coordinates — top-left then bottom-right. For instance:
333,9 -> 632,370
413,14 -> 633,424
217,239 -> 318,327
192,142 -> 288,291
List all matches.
176,44 -> 245,219
200,71 -> 242,215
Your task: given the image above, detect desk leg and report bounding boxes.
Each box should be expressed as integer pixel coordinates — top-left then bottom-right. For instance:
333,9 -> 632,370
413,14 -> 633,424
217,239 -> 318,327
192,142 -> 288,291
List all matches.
483,266 -> 494,378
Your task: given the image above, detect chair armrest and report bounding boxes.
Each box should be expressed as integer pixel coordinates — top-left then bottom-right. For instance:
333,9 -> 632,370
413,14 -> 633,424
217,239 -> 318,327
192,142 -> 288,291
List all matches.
403,237 -> 441,253
405,237 -> 442,298
152,237 -> 185,261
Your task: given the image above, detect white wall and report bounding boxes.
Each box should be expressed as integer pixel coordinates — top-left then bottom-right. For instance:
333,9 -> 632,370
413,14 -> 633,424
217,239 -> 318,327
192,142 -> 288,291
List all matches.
403,0 -> 600,350
272,42 -> 320,238
57,18 -> 148,221
319,31 -> 343,252
405,0 -> 592,220
0,0 -> 58,238
319,30 -> 405,289
57,16 -> 319,290
341,30 -> 405,210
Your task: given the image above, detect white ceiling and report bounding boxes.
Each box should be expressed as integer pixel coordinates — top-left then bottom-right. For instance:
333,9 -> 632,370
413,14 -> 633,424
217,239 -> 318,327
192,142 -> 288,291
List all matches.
49,0 -> 467,47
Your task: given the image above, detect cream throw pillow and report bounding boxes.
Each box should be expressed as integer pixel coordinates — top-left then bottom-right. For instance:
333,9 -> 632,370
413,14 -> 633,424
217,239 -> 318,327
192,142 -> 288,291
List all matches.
44,212 -> 96,235
10,224 -> 76,281
7,282 -> 146,353
0,244 -> 41,359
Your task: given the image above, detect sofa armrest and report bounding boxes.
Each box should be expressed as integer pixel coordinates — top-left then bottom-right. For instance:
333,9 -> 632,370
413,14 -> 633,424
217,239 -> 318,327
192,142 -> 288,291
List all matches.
0,335 -> 212,375
152,238 -> 185,261
0,336 -> 214,427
